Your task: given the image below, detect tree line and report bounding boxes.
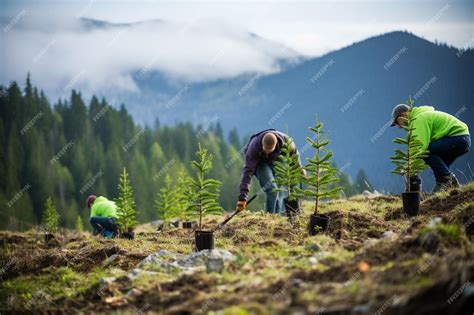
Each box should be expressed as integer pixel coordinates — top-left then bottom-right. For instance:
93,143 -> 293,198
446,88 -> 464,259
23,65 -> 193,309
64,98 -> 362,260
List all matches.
0,75 -> 373,230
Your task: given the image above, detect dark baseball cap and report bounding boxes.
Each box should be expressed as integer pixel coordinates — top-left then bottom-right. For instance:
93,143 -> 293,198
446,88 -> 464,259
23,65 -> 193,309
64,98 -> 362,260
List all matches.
390,104 -> 410,126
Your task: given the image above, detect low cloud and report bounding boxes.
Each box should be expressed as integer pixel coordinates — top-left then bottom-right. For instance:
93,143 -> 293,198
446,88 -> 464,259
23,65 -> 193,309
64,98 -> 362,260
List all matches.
0,15 -> 300,99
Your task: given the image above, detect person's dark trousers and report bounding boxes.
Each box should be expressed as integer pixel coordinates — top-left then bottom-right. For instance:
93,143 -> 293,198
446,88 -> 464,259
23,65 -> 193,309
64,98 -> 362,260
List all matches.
412,135 -> 471,186
425,135 -> 471,181
255,162 -> 286,214
90,216 -> 118,237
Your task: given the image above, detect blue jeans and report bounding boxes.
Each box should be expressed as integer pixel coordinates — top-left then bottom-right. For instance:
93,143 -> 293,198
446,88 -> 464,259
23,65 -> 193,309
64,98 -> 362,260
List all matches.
255,163 -> 286,214
90,216 -> 118,237
421,135 -> 470,181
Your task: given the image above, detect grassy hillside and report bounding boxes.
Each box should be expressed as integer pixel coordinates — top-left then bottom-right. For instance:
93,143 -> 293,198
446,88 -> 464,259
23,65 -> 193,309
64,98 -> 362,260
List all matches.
1,183 -> 473,314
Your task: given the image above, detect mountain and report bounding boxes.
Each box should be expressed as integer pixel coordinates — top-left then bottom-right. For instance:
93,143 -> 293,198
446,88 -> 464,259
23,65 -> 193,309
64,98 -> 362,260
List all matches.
123,31 -> 474,192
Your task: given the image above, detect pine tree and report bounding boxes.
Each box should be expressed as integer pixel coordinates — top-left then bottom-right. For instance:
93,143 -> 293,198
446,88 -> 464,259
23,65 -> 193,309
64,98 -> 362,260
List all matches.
175,168 -> 195,221
300,116 -> 343,214
185,143 -> 223,229
115,167 -> 138,232
228,128 -> 241,149
272,134 -> 303,201
155,175 -> 178,225
75,215 -> 84,232
42,197 -> 59,233
390,97 -> 429,191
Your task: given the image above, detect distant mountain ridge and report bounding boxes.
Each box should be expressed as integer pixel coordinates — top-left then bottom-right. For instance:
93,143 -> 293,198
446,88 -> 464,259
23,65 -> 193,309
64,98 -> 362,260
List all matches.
122,31 -> 473,192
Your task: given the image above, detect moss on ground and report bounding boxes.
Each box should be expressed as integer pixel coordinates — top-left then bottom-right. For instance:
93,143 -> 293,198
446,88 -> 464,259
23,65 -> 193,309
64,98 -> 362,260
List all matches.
1,184 -> 473,314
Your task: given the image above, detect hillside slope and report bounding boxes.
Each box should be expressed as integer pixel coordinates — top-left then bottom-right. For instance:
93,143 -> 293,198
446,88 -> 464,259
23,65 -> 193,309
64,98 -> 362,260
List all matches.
1,183 -> 473,314
130,31 -> 474,192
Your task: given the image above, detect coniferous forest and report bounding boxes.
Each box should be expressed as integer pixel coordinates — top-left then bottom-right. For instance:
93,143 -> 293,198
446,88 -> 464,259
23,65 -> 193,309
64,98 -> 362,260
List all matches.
0,75 -> 250,229
0,76 -> 364,230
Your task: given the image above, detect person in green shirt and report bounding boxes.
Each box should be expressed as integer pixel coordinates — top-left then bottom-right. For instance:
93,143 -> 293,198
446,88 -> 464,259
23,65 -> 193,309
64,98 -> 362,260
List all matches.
86,195 -> 118,237
391,104 -> 470,192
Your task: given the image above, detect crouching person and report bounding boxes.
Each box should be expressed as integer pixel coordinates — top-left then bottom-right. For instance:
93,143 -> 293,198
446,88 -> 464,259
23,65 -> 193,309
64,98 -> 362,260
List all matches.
86,195 -> 119,238
390,104 -> 470,192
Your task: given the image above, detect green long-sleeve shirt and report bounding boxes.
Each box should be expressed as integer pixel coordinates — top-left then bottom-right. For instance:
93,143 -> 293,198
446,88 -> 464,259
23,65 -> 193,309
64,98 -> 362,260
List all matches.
410,106 -> 469,150
90,196 -> 117,218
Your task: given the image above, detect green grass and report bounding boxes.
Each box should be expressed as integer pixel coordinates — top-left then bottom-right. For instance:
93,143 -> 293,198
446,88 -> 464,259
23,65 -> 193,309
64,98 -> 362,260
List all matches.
1,183 -> 473,313
0,266 -> 110,309
420,223 -> 463,243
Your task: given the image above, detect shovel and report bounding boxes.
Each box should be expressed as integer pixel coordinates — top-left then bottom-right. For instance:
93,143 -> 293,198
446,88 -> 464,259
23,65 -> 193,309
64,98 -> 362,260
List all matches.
215,193 -> 258,231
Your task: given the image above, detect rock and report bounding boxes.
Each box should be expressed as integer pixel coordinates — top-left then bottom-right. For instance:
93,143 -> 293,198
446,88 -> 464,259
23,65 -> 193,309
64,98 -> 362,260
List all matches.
420,232 -> 441,253
292,278 -> 306,288
427,217 -> 443,228
138,249 -> 235,273
178,249 -> 236,269
104,296 -> 127,306
304,243 -> 321,252
104,254 -> 119,265
206,257 -> 224,273
352,304 -> 371,313
127,268 -> 158,281
125,288 -> 142,298
381,231 -> 397,239
362,190 -> 382,198
363,238 -> 378,247
308,257 -> 318,264
99,277 -> 116,285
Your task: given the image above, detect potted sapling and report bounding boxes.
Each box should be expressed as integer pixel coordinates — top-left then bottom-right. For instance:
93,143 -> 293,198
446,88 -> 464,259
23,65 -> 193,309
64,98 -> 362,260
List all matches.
42,197 -> 59,245
116,167 -> 139,239
301,115 -> 343,235
390,97 -> 428,216
185,144 -> 223,251
155,175 -> 179,230
272,133 -> 304,223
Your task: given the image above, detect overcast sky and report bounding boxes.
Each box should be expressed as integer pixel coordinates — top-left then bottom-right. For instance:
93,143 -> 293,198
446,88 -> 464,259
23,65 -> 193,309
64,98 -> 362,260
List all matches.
1,0 -> 473,98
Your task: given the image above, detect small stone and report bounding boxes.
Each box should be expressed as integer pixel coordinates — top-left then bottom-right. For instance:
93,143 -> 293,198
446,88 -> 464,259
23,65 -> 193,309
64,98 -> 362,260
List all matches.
105,254 -> 119,265
125,288 -> 142,298
308,256 -> 318,264
381,231 -> 397,239
206,257 -> 224,273
363,238 -> 378,247
427,217 -> 443,228
99,277 -> 116,285
420,232 -> 441,253
305,243 -> 321,252
352,304 -> 370,313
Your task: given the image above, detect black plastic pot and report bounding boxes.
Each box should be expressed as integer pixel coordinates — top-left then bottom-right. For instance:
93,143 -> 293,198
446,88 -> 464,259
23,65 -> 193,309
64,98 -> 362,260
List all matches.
120,231 -> 135,240
308,214 -> 330,236
44,232 -> 55,244
407,176 -> 422,192
183,221 -> 197,229
402,192 -> 420,216
465,222 -> 473,238
284,198 -> 300,223
195,230 -> 214,251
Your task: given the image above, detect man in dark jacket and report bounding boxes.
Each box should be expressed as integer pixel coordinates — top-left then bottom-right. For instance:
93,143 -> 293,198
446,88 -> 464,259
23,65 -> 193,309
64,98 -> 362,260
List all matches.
236,129 -> 304,214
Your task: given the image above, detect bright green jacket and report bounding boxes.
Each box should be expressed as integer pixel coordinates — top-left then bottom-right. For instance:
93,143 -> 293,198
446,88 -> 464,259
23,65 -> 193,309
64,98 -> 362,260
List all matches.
410,106 -> 469,150
90,196 -> 117,218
